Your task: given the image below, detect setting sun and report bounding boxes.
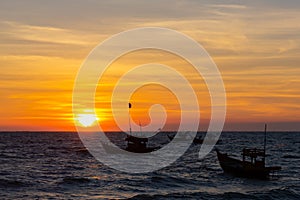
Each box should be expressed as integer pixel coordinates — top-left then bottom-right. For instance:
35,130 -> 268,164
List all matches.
76,114 -> 99,127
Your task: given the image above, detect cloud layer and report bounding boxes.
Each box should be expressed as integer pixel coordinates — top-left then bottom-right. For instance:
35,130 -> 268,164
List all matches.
0,0 -> 299,131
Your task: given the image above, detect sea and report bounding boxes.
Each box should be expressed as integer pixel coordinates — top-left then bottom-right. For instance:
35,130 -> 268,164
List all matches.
0,131 -> 299,199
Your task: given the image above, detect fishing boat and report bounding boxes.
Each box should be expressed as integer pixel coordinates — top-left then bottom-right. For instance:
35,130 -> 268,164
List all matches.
125,135 -> 158,153
167,133 -> 203,144
216,124 -> 281,179
101,134 -> 158,154
124,103 -> 159,153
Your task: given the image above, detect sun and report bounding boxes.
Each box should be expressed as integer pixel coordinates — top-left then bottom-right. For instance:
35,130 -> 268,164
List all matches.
77,114 -> 99,127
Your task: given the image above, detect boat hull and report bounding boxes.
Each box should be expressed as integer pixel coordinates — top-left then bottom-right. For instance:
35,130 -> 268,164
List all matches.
126,145 -> 157,153
216,149 -> 277,179
102,142 -> 158,154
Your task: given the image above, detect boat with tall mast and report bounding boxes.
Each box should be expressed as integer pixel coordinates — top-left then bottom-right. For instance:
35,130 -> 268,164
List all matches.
216,124 -> 281,179
125,103 -> 158,153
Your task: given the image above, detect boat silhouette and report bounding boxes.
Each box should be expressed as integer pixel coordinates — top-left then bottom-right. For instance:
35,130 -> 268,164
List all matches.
101,136 -> 158,154
101,103 -> 160,154
167,133 -> 203,144
216,124 -> 281,179
125,135 -> 158,153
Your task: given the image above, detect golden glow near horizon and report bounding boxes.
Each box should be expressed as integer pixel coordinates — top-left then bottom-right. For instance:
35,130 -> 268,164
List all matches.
0,1 -> 300,131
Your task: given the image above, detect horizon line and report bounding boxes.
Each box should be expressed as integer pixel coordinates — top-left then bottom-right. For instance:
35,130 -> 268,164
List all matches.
0,130 -> 299,133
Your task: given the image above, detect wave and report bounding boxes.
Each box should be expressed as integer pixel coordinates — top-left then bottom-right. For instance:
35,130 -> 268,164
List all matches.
149,174 -> 197,188
59,177 -> 91,185
252,187 -> 300,200
127,191 -> 252,200
128,188 -> 300,200
282,154 -> 300,159
0,178 -> 31,188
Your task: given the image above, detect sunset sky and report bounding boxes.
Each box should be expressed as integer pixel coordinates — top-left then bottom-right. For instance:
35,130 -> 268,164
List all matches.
1,0 -> 299,131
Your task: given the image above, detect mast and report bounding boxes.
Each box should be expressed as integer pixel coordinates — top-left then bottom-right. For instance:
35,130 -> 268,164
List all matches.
128,103 -> 132,134
139,120 -> 142,137
264,123 -> 267,157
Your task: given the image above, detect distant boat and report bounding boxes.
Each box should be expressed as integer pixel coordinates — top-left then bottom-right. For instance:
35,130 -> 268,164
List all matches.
216,124 -> 281,179
167,133 -> 221,145
167,133 -> 203,144
192,137 -> 204,144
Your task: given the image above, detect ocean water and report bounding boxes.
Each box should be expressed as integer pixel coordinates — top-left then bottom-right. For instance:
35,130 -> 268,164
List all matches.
0,131 -> 299,199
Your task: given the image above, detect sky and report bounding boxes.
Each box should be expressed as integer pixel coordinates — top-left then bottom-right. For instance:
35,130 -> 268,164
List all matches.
0,0 -> 300,131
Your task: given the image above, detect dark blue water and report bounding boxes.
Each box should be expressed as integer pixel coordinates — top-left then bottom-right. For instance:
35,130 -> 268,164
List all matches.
0,132 -> 299,199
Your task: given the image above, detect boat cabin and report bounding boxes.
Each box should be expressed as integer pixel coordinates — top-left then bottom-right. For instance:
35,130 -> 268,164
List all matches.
125,135 -> 148,150
242,148 -> 265,167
